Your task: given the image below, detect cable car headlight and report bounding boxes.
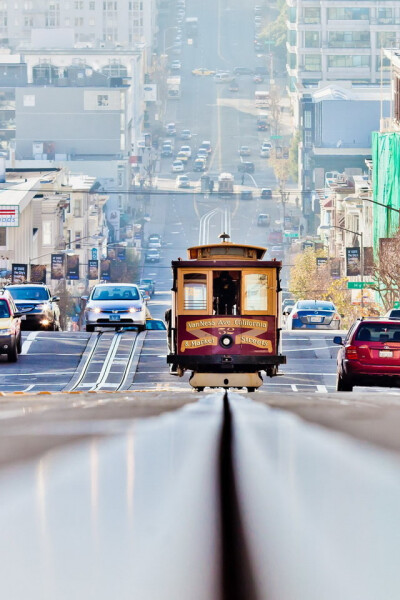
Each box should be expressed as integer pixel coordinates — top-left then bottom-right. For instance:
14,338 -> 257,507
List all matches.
220,334 -> 233,349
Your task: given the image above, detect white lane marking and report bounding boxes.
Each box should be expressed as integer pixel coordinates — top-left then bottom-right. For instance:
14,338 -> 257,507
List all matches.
0,371 -> 75,377
20,331 -> 39,355
23,384 -> 35,392
290,384 -> 298,392
316,385 -> 328,393
284,346 -> 338,352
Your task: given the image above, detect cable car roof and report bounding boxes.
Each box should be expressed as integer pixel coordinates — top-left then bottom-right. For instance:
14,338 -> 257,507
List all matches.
187,234 -> 266,260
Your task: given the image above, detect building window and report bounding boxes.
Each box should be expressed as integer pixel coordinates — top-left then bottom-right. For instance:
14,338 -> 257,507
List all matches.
376,32 -> 397,49
304,109 -> 312,129
327,8 -> 369,21
75,231 -> 81,249
304,31 -> 320,48
97,94 -> 109,107
304,130 -> 312,147
303,7 -> 320,24
0,227 -> 6,246
288,30 -> 297,46
304,55 -> 321,72
328,55 -> 370,69
89,1 -> 95,8
42,221 -> 52,246
74,199 -> 82,217
289,53 -> 297,69
377,8 -> 393,24
328,31 -> 370,48
288,6 -> 296,23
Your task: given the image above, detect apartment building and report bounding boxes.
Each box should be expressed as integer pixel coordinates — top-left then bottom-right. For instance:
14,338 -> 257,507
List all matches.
370,49 -> 400,253
286,0 -> 400,91
0,0 -> 157,51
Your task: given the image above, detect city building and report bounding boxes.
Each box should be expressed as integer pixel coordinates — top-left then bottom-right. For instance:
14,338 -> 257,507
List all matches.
372,49 -> 400,253
299,83 -> 390,230
286,0 -> 400,93
0,166 -> 107,291
0,0 -> 158,54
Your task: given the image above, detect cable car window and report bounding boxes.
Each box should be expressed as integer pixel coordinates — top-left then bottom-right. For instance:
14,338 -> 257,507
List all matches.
243,273 -> 268,311
184,273 -> 207,310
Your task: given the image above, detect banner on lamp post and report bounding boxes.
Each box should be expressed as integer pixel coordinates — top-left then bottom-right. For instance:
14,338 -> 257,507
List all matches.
100,259 -> 111,281
31,264 -> 46,284
51,254 -> 65,280
88,259 -> 98,281
66,254 -> 79,280
12,263 -> 27,284
346,247 -> 361,277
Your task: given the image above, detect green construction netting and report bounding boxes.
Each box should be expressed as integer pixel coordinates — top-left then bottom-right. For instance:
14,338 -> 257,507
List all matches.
372,131 -> 400,255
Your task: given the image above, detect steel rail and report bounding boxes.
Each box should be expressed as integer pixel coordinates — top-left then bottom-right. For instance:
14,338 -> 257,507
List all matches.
66,331 -> 104,392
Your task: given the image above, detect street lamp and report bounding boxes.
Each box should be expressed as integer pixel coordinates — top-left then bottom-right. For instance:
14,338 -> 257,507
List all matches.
320,224 -> 364,308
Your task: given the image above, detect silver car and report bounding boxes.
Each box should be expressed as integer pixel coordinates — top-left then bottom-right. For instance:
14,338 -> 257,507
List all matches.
84,283 -> 146,332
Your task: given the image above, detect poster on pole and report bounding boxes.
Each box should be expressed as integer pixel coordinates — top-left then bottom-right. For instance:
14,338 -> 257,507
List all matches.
363,247 -> 374,276
330,258 -> 341,279
51,254 -> 65,280
31,264 -> 46,284
66,254 -> 79,280
316,257 -> 328,268
88,259 -> 99,281
100,259 -> 111,281
12,263 -> 27,284
346,247 -> 361,276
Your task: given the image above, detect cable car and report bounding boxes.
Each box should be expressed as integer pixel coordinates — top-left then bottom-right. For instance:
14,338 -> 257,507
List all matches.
166,233 -> 286,391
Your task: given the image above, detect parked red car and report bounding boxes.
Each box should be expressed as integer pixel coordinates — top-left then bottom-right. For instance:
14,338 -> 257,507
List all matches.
334,318 -> 400,391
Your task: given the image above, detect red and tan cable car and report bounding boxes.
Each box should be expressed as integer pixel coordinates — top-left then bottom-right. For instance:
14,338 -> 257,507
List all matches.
166,234 -> 286,391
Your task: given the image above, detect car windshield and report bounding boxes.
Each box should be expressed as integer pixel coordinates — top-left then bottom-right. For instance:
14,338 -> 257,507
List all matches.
0,299 -> 10,317
92,286 -> 140,301
9,287 -> 49,301
356,324 -> 400,342
298,301 -> 335,311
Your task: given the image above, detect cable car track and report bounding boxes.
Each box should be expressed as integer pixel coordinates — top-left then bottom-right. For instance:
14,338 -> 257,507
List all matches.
67,330 -> 142,392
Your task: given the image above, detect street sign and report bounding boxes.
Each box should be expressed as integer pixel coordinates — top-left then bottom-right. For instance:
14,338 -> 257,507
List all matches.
284,231 -> 299,238
270,135 -> 282,139
347,281 -> 374,289
394,302 -> 400,309
91,248 -> 98,260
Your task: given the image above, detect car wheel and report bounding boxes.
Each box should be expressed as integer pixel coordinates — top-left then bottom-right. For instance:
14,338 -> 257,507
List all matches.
336,371 -> 353,392
16,334 -> 22,354
137,324 -> 146,332
7,339 -> 18,362
86,325 -> 95,332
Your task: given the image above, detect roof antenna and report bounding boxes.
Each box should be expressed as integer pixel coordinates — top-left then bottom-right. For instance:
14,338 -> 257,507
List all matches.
219,232 -> 230,243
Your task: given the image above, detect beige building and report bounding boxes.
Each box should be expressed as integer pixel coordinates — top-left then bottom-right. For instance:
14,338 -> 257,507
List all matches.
0,167 -> 107,290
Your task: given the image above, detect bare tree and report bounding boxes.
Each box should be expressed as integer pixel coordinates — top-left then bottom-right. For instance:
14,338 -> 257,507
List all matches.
370,231 -> 400,311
